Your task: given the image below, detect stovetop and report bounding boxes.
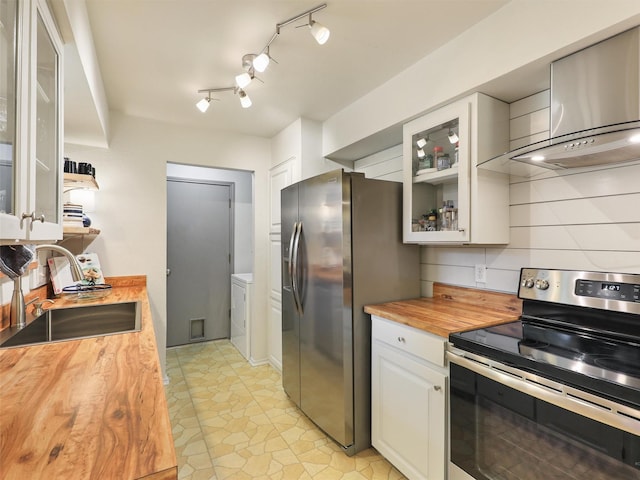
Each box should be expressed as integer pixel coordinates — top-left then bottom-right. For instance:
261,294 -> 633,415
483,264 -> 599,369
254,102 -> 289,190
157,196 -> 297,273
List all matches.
450,268 -> 640,408
450,318 -> 640,409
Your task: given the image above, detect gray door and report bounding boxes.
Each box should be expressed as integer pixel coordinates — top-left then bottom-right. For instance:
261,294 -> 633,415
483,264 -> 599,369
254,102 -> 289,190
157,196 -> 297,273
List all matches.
167,178 -> 232,347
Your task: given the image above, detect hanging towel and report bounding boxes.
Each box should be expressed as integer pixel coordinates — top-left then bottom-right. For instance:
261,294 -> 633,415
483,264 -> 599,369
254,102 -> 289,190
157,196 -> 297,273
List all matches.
0,245 -> 35,279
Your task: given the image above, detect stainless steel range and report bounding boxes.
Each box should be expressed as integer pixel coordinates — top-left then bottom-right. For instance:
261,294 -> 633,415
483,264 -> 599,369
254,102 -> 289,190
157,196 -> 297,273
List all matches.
447,268 -> 640,480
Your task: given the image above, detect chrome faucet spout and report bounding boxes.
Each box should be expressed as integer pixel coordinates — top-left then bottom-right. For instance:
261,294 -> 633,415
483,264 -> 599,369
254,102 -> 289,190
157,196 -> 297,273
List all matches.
9,245 -> 84,330
35,244 -> 84,282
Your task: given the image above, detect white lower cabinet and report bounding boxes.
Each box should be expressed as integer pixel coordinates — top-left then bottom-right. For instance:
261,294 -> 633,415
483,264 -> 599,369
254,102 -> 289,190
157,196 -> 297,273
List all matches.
371,315 -> 447,480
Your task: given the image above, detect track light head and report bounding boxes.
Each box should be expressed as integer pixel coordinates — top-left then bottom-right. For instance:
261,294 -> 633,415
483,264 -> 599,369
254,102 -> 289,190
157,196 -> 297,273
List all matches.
309,18 -> 330,45
235,72 -> 252,89
253,52 -> 270,72
196,96 -> 211,113
448,129 -> 459,144
238,89 -> 252,108
416,137 -> 428,149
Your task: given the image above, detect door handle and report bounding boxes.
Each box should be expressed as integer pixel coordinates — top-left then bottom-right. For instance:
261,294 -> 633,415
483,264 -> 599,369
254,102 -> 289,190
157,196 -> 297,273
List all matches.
166,268 -> 171,277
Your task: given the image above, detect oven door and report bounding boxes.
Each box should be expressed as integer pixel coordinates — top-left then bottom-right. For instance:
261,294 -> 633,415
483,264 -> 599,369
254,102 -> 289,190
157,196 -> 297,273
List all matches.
448,349 -> 640,480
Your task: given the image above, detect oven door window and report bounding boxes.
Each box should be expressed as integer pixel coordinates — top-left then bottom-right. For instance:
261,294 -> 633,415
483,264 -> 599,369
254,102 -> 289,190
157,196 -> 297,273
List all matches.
450,363 -> 640,479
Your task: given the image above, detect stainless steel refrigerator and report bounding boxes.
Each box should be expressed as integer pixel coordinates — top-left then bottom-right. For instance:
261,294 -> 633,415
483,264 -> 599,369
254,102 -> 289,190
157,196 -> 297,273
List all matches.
281,169 -> 420,455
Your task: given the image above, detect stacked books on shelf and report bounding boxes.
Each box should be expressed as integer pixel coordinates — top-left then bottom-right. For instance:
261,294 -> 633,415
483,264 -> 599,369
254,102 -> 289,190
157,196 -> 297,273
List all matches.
63,203 -> 84,228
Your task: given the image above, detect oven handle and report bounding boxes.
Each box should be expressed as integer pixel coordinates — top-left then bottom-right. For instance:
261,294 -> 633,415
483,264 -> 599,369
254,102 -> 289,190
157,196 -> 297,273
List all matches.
447,348 -> 640,436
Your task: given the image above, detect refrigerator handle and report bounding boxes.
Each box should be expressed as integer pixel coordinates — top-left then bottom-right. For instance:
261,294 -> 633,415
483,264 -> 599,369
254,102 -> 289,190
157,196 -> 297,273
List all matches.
288,222 -> 301,314
288,221 -> 297,285
292,221 -> 304,315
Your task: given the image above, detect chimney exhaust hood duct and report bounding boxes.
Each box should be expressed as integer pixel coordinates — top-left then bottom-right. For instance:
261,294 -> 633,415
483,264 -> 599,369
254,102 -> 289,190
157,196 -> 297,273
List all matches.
480,27 -> 640,175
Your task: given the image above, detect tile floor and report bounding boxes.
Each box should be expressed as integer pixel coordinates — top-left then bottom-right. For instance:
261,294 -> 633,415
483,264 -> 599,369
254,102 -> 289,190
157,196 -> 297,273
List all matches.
165,340 -> 406,480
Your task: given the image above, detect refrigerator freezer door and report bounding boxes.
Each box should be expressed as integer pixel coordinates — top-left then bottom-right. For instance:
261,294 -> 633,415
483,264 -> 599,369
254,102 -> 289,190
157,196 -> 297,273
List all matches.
281,184 -> 301,407
298,171 -> 354,449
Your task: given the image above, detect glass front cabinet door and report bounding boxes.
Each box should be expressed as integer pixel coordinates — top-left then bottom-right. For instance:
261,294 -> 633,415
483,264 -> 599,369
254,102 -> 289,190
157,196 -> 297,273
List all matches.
0,0 -> 23,239
403,93 -> 510,245
0,0 -> 63,243
30,0 -> 63,240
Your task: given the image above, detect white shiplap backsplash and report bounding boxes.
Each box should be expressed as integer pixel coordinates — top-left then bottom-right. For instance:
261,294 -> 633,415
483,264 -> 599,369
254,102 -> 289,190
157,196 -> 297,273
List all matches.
354,144 -> 403,183
355,92 -> 640,295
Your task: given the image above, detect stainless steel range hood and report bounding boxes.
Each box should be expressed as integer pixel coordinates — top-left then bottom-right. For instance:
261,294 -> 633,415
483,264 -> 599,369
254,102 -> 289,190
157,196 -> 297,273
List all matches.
479,27 -> 640,176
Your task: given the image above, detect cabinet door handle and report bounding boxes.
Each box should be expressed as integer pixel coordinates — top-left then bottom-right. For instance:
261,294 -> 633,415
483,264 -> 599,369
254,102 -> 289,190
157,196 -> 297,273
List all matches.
21,212 -> 45,223
397,336 -> 405,343
434,385 -> 442,391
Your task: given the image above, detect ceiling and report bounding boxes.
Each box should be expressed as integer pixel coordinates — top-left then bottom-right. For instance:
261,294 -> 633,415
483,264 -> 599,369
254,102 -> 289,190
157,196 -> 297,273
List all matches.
60,0 -> 512,146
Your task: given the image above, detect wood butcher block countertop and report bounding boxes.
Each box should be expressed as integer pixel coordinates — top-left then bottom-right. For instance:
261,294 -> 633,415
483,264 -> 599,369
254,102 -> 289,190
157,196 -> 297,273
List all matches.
0,276 -> 177,480
365,283 -> 523,338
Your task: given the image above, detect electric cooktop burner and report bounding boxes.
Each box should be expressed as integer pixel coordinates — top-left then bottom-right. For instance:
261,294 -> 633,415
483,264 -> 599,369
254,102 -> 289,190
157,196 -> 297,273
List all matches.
517,332 -> 640,391
592,356 -> 640,377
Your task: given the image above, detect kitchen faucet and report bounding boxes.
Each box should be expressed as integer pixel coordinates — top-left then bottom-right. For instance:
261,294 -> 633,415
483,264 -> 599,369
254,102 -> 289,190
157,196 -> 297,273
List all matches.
9,245 -> 84,329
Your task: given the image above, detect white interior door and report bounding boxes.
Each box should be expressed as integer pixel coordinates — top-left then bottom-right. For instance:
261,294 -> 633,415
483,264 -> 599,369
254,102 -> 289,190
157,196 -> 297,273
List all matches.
167,178 -> 232,347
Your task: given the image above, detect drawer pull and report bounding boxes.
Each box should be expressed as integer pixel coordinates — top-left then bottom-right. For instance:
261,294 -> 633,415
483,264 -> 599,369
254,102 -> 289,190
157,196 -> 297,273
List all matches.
397,336 -> 405,343
434,385 -> 442,392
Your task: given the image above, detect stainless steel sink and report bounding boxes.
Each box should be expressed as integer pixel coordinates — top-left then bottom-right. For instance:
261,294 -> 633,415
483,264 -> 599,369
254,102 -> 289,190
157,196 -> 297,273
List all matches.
0,301 -> 141,348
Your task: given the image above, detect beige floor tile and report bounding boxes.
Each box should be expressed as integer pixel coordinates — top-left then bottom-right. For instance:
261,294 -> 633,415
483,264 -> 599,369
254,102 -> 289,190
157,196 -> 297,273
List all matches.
166,340 -> 406,480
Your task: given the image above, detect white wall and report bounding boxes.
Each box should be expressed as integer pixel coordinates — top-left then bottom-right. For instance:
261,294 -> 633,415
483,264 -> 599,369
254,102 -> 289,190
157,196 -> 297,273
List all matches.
353,144 -> 402,182
165,163 -> 254,274
64,112 -> 271,375
270,117 -> 341,176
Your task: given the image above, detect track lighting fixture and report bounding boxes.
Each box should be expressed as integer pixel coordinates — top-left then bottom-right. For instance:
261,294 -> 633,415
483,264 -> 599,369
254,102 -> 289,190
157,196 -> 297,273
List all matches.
235,72 -> 252,89
238,89 -> 252,108
309,19 -> 330,45
417,149 -> 426,159
196,96 -> 211,113
416,137 -> 428,149
195,3 -> 328,111
253,50 -> 270,73
195,87 -> 234,112
448,129 -> 459,144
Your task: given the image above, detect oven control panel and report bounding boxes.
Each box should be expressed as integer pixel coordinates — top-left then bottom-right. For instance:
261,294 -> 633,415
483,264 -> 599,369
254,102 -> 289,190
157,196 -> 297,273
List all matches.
518,268 -> 640,314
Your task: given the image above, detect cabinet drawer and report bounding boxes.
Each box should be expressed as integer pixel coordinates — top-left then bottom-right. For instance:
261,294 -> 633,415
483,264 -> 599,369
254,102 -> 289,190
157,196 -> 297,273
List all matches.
372,315 -> 446,368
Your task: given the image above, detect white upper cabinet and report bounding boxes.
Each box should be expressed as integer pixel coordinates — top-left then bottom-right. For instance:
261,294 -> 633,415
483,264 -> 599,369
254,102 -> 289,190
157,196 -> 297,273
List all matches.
403,93 -> 510,245
0,0 -> 63,243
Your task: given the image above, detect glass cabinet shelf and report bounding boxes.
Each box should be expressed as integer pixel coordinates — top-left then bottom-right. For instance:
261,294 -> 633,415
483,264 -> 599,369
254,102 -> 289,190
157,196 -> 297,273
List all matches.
413,166 -> 459,185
